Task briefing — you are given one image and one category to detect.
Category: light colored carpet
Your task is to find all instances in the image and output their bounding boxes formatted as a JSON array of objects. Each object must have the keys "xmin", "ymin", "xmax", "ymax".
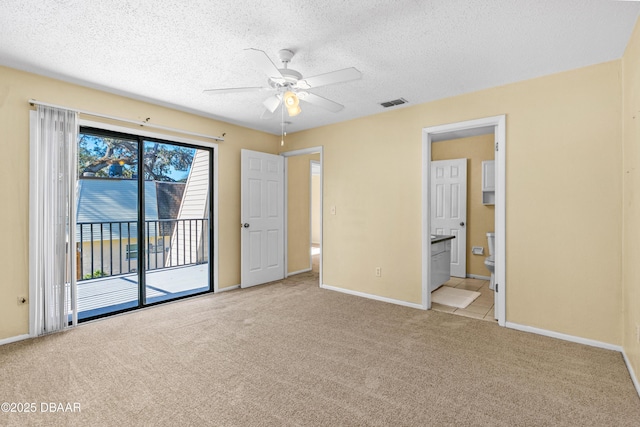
[
  {"xmin": 0, "ymin": 271, "xmax": 639, "ymax": 426},
  {"xmin": 432, "ymin": 285, "xmax": 481, "ymax": 308}
]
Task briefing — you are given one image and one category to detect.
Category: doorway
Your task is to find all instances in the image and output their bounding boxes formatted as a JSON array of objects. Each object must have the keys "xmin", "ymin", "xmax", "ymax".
[
  {"xmin": 422, "ymin": 115, "xmax": 506, "ymax": 326},
  {"xmin": 282, "ymin": 147, "xmax": 323, "ymax": 286},
  {"xmin": 239, "ymin": 146, "xmax": 323, "ymax": 288},
  {"xmin": 310, "ymin": 160, "xmax": 321, "ymax": 275}
]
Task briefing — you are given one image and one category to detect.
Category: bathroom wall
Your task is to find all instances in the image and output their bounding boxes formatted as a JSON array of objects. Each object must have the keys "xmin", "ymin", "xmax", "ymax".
[
  {"xmin": 0, "ymin": 65, "xmax": 280, "ymax": 341},
  {"xmin": 431, "ymin": 134, "xmax": 496, "ymax": 277},
  {"xmin": 284, "ymin": 59, "xmax": 623, "ymax": 345},
  {"xmin": 622, "ymin": 16, "xmax": 640, "ymax": 389},
  {"xmin": 287, "ymin": 153, "xmax": 320, "ymax": 273}
]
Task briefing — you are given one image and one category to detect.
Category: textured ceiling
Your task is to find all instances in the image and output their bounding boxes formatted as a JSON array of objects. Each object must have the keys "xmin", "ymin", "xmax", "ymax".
[{"xmin": 1, "ymin": 1, "xmax": 639, "ymax": 135}]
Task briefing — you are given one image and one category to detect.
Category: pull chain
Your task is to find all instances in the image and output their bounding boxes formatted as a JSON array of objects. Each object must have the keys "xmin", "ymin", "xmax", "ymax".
[{"xmin": 281, "ymin": 99, "xmax": 285, "ymax": 146}]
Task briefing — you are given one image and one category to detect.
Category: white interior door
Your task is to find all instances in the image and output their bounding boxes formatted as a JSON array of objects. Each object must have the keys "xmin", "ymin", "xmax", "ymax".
[
  {"xmin": 431, "ymin": 159, "xmax": 467, "ymax": 278},
  {"xmin": 241, "ymin": 149, "xmax": 284, "ymax": 288}
]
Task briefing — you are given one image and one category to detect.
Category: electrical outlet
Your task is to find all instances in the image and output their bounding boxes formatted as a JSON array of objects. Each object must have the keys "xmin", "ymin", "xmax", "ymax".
[
  {"xmin": 17, "ymin": 296, "xmax": 27, "ymax": 305},
  {"xmin": 375, "ymin": 267, "xmax": 381, "ymax": 277}
]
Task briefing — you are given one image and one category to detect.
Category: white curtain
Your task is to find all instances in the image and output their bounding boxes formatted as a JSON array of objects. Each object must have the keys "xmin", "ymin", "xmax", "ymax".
[{"xmin": 29, "ymin": 105, "xmax": 78, "ymax": 335}]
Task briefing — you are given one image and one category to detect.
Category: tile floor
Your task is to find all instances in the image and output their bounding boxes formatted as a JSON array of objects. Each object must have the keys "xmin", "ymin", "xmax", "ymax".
[{"xmin": 431, "ymin": 277, "xmax": 496, "ymax": 322}]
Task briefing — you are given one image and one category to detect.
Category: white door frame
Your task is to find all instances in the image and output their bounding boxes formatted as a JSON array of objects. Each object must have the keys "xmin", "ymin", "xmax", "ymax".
[
  {"xmin": 280, "ymin": 146, "xmax": 323, "ymax": 286},
  {"xmin": 422, "ymin": 115, "xmax": 506, "ymax": 326}
]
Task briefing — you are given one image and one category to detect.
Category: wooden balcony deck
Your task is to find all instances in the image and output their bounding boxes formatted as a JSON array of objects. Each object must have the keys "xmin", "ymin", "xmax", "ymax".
[{"xmin": 77, "ymin": 264, "xmax": 209, "ymax": 319}]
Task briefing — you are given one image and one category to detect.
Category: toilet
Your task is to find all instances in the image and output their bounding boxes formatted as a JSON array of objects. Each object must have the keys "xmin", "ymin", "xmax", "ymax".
[{"xmin": 485, "ymin": 232, "xmax": 495, "ymax": 290}]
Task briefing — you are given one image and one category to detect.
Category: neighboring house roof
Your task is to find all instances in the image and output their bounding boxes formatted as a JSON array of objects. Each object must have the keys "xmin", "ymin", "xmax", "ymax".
[
  {"xmin": 76, "ymin": 178, "xmax": 160, "ymax": 241},
  {"xmin": 155, "ymin": 181, "xmax": 186, "ymax": 221}
]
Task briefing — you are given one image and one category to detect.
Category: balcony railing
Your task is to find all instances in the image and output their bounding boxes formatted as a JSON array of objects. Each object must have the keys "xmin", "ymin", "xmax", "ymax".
[{"xmin": 76, "ymin": 218, "xmax": 209, "ymax": 280}]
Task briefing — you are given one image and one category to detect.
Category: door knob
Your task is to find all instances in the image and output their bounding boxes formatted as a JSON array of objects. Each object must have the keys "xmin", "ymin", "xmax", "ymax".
[
  {"xmin": 460, "ymin": 222, "xmax": 465, "ymax": 226},
  {"xmin": 243, "ymin": 223, "xmax": 250, "ymax": 228}
]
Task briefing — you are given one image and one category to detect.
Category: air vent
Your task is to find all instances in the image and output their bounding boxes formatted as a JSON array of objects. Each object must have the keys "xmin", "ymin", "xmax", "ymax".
[{"xmin": 380, "ymin": 98, "xmax": 408, "ymax": 108}]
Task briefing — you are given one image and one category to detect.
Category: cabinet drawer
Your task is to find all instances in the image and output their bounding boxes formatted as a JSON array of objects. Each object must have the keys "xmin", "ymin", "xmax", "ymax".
[{"xmin": 432, "ymin": 241, "xmax": 445, "ymax": 255}]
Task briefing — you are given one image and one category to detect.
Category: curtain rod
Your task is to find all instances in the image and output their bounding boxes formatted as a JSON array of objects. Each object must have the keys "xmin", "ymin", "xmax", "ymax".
[{"xmin": 29, "ymin": 99, "xmax": 224, "ymax": 142}]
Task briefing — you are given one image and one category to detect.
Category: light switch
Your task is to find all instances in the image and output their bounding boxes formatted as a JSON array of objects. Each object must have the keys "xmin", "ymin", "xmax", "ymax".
[{"xmin": 330, "ymin": 206, "xmax": 336, "ymax": 215}]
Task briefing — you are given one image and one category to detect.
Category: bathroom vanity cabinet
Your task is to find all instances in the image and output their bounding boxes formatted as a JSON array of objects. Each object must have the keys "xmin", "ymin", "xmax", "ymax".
[{"xmin": 430, "ymin": 235, "xmax": 455, "ymax": 292}]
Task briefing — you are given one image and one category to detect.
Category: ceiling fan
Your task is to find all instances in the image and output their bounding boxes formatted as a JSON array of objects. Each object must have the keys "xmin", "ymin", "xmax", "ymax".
[{"xmin": 204, "ymin": 48, "xmax": 362, "ymax": 118}]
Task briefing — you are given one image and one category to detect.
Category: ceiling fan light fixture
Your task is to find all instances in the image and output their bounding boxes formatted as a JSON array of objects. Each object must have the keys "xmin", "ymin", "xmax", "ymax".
[
  {"xmin": 204, "ymin": 48, "xmax": 362, "ymax": 128},
  {"xmin": 283, "ymin": 90, "xmax": 301, "ymax": 116},
  {"xmin": 283, "ymin": 91, "xmax": 299, "ymax": 108},
  {"xmin": 287, "ymin": 105, "xmax": 301, "ymax": 117}
]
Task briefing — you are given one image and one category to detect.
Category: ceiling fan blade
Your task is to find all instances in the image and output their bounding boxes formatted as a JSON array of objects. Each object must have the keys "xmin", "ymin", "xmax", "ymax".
[
  {"xmin": 203, "ymin": 87, "xmax": 268, "ymax": 94},
  {"xmin": 260, "ymin": 108, "xmax": 276, "ymax": 120},
  {"xmin": 245, "ymin": 48, "xmax": 284, "ymax": 79},
  {"xmin": 298, "ymin": 92, "xmax": 344, "ymax": 113},
  {"xmin": 263, "ymin": 95, "xmax": 282, "ymax": 113},
  {"xmin": 295, "ymin": 67, "xmax": 362, "ymax": 90}
]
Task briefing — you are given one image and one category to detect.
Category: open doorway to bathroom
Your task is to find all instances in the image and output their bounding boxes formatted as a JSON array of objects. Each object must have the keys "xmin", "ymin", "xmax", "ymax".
[
  {"xmin": 422, "ymin": 115, "xmax": 506, "ymax": 326},
  {"xmin": 429, "ymin": 134, "xmax": 496, "ymax": 322}
]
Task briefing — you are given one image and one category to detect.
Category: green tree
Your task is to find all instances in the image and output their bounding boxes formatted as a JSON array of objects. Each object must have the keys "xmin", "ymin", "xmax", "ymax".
[
  {"xmin": 78, "ymin": 134, "xmax": 194, "ymax": 182},
  {"xmin": 143, "ymin": 142, "xmax": 195, "ymax": 182},
  {"xmin": 78, "ymin": 135, "xmax": 137, "ymax": 178}
]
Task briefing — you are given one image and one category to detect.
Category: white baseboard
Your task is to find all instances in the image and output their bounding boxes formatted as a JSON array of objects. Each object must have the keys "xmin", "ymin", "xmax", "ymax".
[
  {"xmin": 467, "ymin": 274, "xmax": 490, "ymax": 280},
  {"xmin": 217, "ymin": 284, "xmax": 240, "ymax": 293},
  {"xmin": 321, "ymin": 283, "xmax": 424, "ymax": 310},
  {"xmin": 505, "ymin": 322, "xmax": 623, "ymax": 352},
  {"xmin": 622, "ymin": 350, "xmax": 640, "ymax": 398},
  {"xmin": 287, "ymin": 268, "xmax": 312, "ymax": 277},
  {"xmin": 0, "ymin": 334, "xmax": 30, "ymax": 346},
  {"xmin": 504, "ymin": 322, "xmax": 640, "ymax": 396}
]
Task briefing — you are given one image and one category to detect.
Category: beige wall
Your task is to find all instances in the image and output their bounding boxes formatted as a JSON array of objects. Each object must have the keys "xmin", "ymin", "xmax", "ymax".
[
  {"xmin": 432, "ymin": 134, "xmax": 495, "ymax": 277},
  {"xmin": 287, "ymin": 153, "xmax": 320, "ymax": 273},
  {"xmin": 0, "ymin": 66, "xmax": 279, "ymax": 340},
  {"xmin": 285, "ymin": 60, "xmax": 623, "ymax": 345},
  {"xmin": 622, "ymin": 17, "xmax": 640, "ymax": 387},
  {"xmin": 2, "ymin": 25, "xmax": 638, "ymax": 392}
]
